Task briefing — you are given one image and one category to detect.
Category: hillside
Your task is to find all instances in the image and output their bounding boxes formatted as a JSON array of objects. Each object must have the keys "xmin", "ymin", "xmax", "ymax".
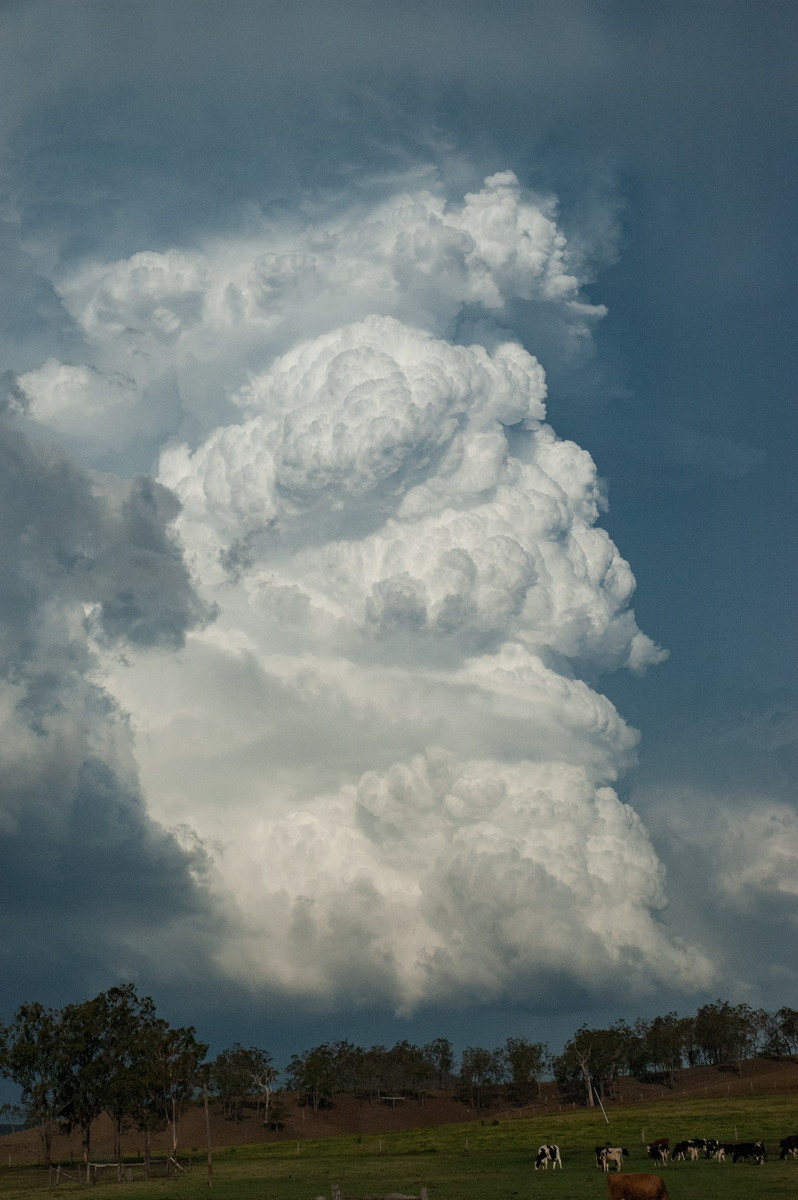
[{"xmin": 2, "ymin": 1057, "xmax": 798, "ymax": 1167}]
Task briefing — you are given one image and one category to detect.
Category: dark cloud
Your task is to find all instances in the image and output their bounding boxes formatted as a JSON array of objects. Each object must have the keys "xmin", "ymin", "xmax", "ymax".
[{"xmin": 0, "ymin": 413, "xmax": 217, "ymax": 1009}]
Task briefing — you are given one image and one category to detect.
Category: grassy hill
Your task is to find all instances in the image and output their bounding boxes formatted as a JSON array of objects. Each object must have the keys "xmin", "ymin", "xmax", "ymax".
[{"xmin": 1, "ymin": 1058, "xmax": 797, "ymax": 1200}]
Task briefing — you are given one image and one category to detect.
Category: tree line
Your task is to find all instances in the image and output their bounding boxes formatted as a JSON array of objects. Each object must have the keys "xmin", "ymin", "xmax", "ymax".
[{"xmin": 2, "ymin": 987, "xmax": 797, "ymax": 1165}]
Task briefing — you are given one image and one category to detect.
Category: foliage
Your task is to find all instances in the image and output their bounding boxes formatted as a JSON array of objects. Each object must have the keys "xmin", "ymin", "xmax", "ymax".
[
  {"xmin": 502, "ymin": 1036, "xmax": 549, "ymax": 1103},
  {"xmin": 0, "ymin": 1001, "xmax": 63, "ymax": 1163},
  {"xmin": 458, "ymin": 1045, "xmax": 503, "ymax": 1109},
  {"xmin": 423, "ymin": 1037, "xmax": 454, "ymax": 1089},
  {"xmin": 553, "ymin": 1022, "xmax": 634, "ymax": 1105},
  {"xmin": 151, "ymin": 1020, "xmax": 209, "ymax": 1153},
  {"xmin": 210, "ymin": 1043, "xmax": 275, "ymax": 1123}
]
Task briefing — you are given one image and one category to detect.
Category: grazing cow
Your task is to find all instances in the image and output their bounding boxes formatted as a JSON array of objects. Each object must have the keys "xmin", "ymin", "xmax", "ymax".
[
  {"xmin": 534, "ymin": 1144, "xmax": 562, "ymax": 1170},
  {"xmin": 780, "ymin": 1134, "xmax": 798, "ymax": 1160},
  {"xmin": 703, "ymin": 1139, "xmax": 720, "ymax": 1159},
  {"xmin": 606, "ymin": 1173, "xmax": 668, "ymax": 1200},
  {"xmin": 713, "ymin": 1146, "xmax": 726, "ymax": 1163},
  {"xmin": 600, "ymin": 1148, "xmax": 630, "ymax": 1172},
  {"xmin": 732, "ymin": 1141, "xmax": 765, "ymax": 1164},
  {"xmin": 672, "ymin": 1140, "xmax": 701, "ymax": 1161},
  {"xmin": 646, "ymin": 1139, "xmax": 670, "ymax": 1165}
]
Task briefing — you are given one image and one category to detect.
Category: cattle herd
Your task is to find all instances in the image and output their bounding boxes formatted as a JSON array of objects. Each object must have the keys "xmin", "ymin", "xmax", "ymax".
[{"xmin": 531, "ymin": 1133, "xmax": 798, "ymax": 1197}]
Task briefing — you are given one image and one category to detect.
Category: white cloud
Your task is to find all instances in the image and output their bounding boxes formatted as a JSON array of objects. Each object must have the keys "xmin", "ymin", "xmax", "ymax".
[
  {"xmin": 107, "ymin": 298, "xmax": 686, "ymax": 1008},
  {"xmin": 31, "ymin": 172, "xmax": 604, "ymax": 461},
  {"xmin": 201, "ymin": 751, "xmax": 713, "ymax": 1009},
  {"xmin": 16, "ymin": 359, "xmax": 150, "ymax": 459},
  {"xmin": 14, "ymin": 169, "xmax": 702, "ymax": 1010},
  {"xmin": 651, "ymin": 789, "xmax": 798, "ymax": 917}
]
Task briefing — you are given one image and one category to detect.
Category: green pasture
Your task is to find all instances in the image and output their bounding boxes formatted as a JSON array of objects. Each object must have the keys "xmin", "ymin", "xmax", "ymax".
[{"xmin": 2, "ymin": 1092, "xmax": 797, "ymax": 1200}]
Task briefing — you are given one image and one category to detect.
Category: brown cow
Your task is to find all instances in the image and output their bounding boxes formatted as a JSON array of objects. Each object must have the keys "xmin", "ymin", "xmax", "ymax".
[{"xmin": 607, "ymin": 1173, "xmax": 668, "ymax": 1200}]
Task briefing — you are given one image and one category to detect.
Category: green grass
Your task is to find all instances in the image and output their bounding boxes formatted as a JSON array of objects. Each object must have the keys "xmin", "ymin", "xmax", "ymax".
[{"xmin": 3, "ymin": 1093, "xmax": 797, "ymax": 1200}]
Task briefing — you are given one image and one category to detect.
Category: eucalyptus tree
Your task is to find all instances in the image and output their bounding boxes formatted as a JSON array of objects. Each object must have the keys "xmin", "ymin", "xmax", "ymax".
[
  {"xmin": 554, "ymin": 1023, "xmax": 634, "ymax": 1105},
  {"xmin": 55, "ymin": 990, "xmax": 121, "ymax": 1164},
  {"xmin": 97, "ymin": 985, "xmax": 163, "ymax": 1161},
  {"xmin": 0, "ymin": 1002, "xmax": 63, "ymax": 1165},
  {"xmin": 423, "ymin": 1037, "xmax": 454, "ymax": 1090},
  {"xmin": 635, "ymin": 1012, "xmax": 691, "ymax": 1085},
  {"xmin": 459, "ymin": 1045, "xmax": 502, "ymax": 1110},
  {"xmin": 503, "ymin": 1037, "xmax": 549, "ymax": 1104},
  {"xmin": 286, "ymin": 1043, "xmax": 337, "ymax": 1112},
  {"xmin": 151, "ymin": 1021, "xmax": 208, "ymax": 1156},
  {"xmin": 692, "ymin": 1000, "xmax": 760, "ymax": 1072},
  {"xmin": 210, "ymin": 1043, "xmax": 274, "ymax": 1123}
]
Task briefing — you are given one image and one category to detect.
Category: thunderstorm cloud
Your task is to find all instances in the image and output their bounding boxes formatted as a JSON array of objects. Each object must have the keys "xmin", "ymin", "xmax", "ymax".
[{"xmin": 5, "ymin": 171, "xmax": 716, "ymax": 1012}]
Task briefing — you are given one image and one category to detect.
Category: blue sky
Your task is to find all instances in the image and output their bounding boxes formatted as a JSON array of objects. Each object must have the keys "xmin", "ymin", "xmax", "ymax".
[{"xmin": 0, "ymin": 0, "xmax": 796, "ymax": 1070}]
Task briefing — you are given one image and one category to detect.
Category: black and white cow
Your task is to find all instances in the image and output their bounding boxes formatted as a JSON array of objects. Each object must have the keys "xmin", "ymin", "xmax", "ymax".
[
  {"xmin": 534, "ymin": 1144, "xmax": 562, "ymax": 1170},
  {"xmin": 780, "ymin": 1135, "xmax": 798, "ymax": 1160},
  {"xmin": 646, "ymin": 1139, "xmax": 670, "ymax": 1165},
  {"xmin": 672, "ymin": 1139, "xmax": 701, "ymax": 1161},
  {"xmin": 732, "ymin": 1141, "xmax": 765, "ymax": 1164},
  {"xmin": 599, "ymin": 1148, "xmax": 630, "ymax": 1172}
]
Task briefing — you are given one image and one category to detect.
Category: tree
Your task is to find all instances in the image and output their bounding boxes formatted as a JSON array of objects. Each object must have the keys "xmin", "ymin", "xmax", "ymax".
[
  {"xmin": 0, "ymin": 1003, "xmax": 63, "ymax": 1165},
  {"xmin": 459, "ymin": 1046, "xmax": 502, "ymax": 1110},
  {"xmin": 778, "ymin": 1007, "xmax": 798, "ymax": 1054},
  {"xmin": 98, "ymin": 985, "xmax": 162, "ymax": 1162},
  {"xmin": 151, "ymin": 1021, "xmax": 208, "ymax": 1157},
  {"xmin": 767, "ymin": 1007, "xmax": 798, "ymax": 1056},
  {"xmin": 55, "ymin": 991, "xmax": 121, "ymax": 1164},
  {"xmin": 250, "ymin": 1059, "xmax": 279, "ymax": 1128},
  {"xmin": 553, "ymin": 1028, "xmax": 594, "ymax": 1106},
  {"xmin": 636, "ymin": 1013, "xmax": 691, "ymax": 1085},
  {"xmin": 286, "ymin": 1043, "xmax": 338, "ymax": 1112},
  {"xmin": 554, "ymin": 1024, "xmax": 632, "ymax": 1106},
  {"xmin": 692, "ymin": 1000, "xmax": 759, "ymax": 1073},
  {"xmin": 503, "ymin": 1037, "xmax": 548, "ymax": 1105},
  {"xmin": 423, "ymin": 1038, "xmax": 454, "ymax": 1090},
  {"xmin": 210, "ymin": 1044, "xmax": 274, "ymax": 1123}
]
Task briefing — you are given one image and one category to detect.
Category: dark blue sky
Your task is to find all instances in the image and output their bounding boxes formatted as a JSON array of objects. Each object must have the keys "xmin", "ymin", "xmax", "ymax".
[{"xmin": 0, "ymin": 1, "xmax": 796, "ymax": 1072}]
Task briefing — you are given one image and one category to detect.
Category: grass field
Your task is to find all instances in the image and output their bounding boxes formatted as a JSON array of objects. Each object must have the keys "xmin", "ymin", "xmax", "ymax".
[{"xmin": 2, "ymin": 1093, "xmax": 797, "ymax": 1200}]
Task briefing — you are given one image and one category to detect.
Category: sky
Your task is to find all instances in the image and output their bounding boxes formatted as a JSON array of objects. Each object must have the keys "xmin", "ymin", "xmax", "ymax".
[{"xmin": 0, "ymin": 0, "xmax": 797, "ymax": 1073}]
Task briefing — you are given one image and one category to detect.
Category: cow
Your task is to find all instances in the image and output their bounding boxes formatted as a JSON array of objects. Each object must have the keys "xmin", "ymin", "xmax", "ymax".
[
  {"xmin": 672, "ymin": 1139, "xmax": 701, "ymax": 1161},
  {"xmin": 732, "ymin": 1141, "xmax": 766, "ymax": 1164},
  {"xmin": 606, "ymin": 1173, "xmax": 668, "ymax": 1200},
  {"xmin": 600, "ymin": 1148, "xmax": 630, "ymax": 1172},
  {"xmin": 534, "ymin": 1144, "xmax": 562, "ymax": 1170},
  {"xmin": 780, "ymin": 1134, "xmax": 798, "ymax": 1160},
  {"xmin": 646, "ymin": 1139, "xmax": 670, "ymax": 1165}
]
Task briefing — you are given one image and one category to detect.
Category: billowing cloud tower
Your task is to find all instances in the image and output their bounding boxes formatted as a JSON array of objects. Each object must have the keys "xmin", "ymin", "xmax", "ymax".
[{"xmin": 19, "ymin": 171, "xmax": 715, "ymax": 1010}]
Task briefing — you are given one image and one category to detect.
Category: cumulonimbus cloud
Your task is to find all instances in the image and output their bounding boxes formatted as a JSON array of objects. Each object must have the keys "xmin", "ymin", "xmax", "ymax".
[{"xmin": 13, "ymin": 170, "xmax": 716, "ymax": 1010}]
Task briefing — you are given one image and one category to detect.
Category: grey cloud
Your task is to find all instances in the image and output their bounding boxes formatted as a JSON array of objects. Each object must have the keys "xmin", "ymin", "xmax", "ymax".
[{"xmin": 0, "ymin": 414, "xmax": 219, "ymax": 1003}]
